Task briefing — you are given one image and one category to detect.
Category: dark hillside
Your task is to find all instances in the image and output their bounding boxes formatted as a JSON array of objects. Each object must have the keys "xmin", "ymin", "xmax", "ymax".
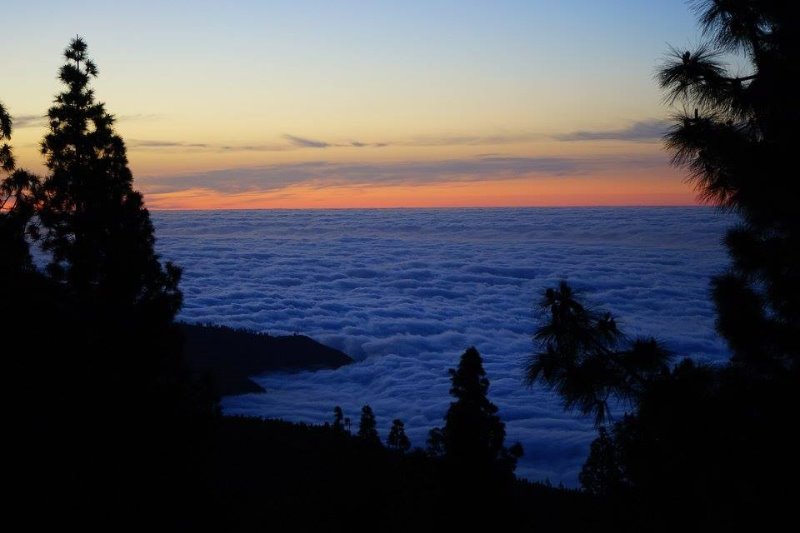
[
  {"xmin": 211, "ymin": 416, "xmax": 603, "ymax": 532},
  {"xmin": 182, "ymin": 323, "xmax": 353, "ymax": 396}
]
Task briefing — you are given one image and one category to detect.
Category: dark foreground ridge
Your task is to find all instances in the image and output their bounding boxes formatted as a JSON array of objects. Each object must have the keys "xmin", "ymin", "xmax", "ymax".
[
  {"xmin": 211, "ymin": 416, "xmax": 599, "ymax": 532},
  {"xmin": 182, "ymin": 323, "xmax": 353, "ymax": 396}
]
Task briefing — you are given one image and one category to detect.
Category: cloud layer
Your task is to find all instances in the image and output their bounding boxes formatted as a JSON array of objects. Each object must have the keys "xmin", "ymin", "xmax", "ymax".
[
  {"xmin": 141, "ymin": 153, "xmax": 669, "ymax": 194},
  {"xmin": 127, "ymin": 119, "xmax": 668, "ymax": 158},
  {"xmin": 11, "ymin": 114, "xmax": 45, "ymax": 128},
  {"xmin": 13, "ymin": 113, "xmax": 158, "ymax": 130},
  {"xmin": 152, "ymin": 207, "xmax": 731, "ymax": 485},
  {"xmin": 555, "ymin": 119, "xmax": 670, "ymax": 142}
]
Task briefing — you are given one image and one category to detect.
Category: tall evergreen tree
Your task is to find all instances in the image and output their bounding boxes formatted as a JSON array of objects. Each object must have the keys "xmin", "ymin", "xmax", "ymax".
[
  {"xmin": 659, "ymin": 0, "xmax": 799, "ymax": 371},
  {"xmin": 333, "ymin": 405, "xmax": 345, "ymax": 432},
  {"xmin": 27, "ymin": 38, "xmax": 198, "ymax": 430},
  {"xmin": 5, "ymin": 42, "xmax": 218, "ymax": 529},
  {"xmin": 528, "ymin": 6, "xmax": 799, "ymax": 526},
  {"xmin": 386, "ymin": 419, "xmax": 411, "ymax": 453},
  {"xmin": 439, "ymin": 347, "xmax": 520, "ymax": 473},
  {"xmin": 357, "ymin": 404, "xmax": 381, "ymax": 446},
  {"xmin": 37, "ymin": 37, "xmax": 181, "ymax": 324}
]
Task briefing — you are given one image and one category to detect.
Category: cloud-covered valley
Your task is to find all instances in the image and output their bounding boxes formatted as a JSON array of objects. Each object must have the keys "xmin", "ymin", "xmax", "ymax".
[{"xmin": 153, "ymin": 207, "xmax": 731, "ymax": 484}]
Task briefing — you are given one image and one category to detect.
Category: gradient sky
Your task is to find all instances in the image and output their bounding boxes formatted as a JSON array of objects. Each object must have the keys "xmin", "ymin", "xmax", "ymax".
[{"xmin": 5, "ymin": 1, "xmax": 705, "ymax": 209}]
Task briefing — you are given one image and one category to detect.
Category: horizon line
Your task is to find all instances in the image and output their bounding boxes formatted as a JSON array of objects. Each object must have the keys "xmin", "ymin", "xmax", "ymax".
[{"xmin": 149, "ymin": 203, "xmax": 705, "ymax": 212}]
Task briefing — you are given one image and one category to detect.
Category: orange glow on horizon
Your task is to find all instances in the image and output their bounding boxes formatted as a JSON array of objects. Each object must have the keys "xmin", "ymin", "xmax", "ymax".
[{"xmin": 144, "ymin": 175, "xmax": 697, "ymax": 210}]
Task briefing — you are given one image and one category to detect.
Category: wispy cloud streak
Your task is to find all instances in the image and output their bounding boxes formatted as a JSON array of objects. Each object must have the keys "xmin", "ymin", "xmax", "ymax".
[
  {"xmin": 140, "ymin": 153, "xmax": 670, "ymax": 194},
  {"xmin": 11, "ymin": 114, "xmax": 45, "ymax": 128},
  {"xmin": 555, "ymin": 119, "xmax": 669, "ymax": 142}
]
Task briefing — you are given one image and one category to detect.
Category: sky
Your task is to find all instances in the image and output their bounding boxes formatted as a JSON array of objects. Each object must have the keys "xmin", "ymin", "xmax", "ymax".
[{"xmin": 5, "ymin": 1, "xmax": 706, "ymax": 209}]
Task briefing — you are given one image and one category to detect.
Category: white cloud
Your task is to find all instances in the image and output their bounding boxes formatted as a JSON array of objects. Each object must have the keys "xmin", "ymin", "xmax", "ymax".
[{"xmin": 153, "ymin": 206, "xmax": 732, "ymax": 486}]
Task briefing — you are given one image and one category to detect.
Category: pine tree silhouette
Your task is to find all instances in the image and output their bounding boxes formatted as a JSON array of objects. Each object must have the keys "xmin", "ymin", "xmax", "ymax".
[
  {"xmin": 387, "ymin": 419, "xmax": 411, "ymax": 453},
  {"xmin": 30, "ymin": 37, "xmax": 203, "ymax": 425},
  {"xmin": 659, "ymin": 1, "xmax": 799, "ymax": 371},
  {"xmin": 357, "ymin": 404, "xmax": 381, "ymax": 446},
  {"xmin": 5, "ymin": 40, "xmax": 217, "ymax": 530},
  {"xmin": 333, "ymin": 405, "xmax": 345, "ymax": 432},
  {"xmin": 38, "ymin": 37, "xmax": 182, "ymax": 322},
  {"xmin": 439, "ymin": 347, "xmax": 521, "ymax": 476},
  {"xmin": 525, "ymin": 281, "xmax": 671, "ymax": 425},
  {"xmin": 528, "ymin": 6, "xmax": 799, "ymax": 527},
  {"xmin": 426, "ymin": 427, "xmax": 444, "ymax": 457}
]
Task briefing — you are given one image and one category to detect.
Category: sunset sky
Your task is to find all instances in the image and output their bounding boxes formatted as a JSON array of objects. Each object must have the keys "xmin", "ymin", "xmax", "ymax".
[{"xmin": 6, "ymin": 1, "xmax": 705, "ymax": 209}]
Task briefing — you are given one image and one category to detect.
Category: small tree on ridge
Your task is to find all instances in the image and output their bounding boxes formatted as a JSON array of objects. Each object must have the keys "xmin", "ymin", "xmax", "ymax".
[{"xmin": 357, "ymin": 404, "xmax": 381, "ymax": 446}]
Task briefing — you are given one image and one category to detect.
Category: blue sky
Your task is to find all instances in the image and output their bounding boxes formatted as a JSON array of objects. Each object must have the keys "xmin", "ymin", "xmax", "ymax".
[{"xmin": 5, "ymin": 1, "xmax": 706, "ymax": 208}]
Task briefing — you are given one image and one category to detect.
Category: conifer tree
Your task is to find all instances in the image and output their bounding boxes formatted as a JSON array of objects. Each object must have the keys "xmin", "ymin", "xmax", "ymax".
[
  {"xmin": 6, "ymin": 38, "xmax": 217, "ymax": 532},
  {"xmin": 0, "ymin": 102, "xmax": 39, "ymax": 277},
  {"xmin": 387, "ymin": 419, "xmax": 411, "ymax": 453},
  {"xmin": 426, "ymin": 427, "xmax": 444, "ymax": 457},
  {"xmin": 525, "ymin": 281, "xmax": 671, "ymax": 425},
  {"xmin": 357, "ymin": 404, "xmax": 381, "ymax": 446},
  {"xmin": 659, "ymin": 1, "xmax": 799, "ymax": 371},
  {"xmin": 333, "ymin": 406, "xmax": 345, "ymax": 432},
  {"xmin": 441, "ymin": 347, "xmax": 519, "ymax": 472},
  {"xmin": 37, "ymin": 37, "xmax": 181, "ymax": 323},
  {"xmin": 29, "ymin": 38, "xmax": 219, "ymax": 430},
  {"xmin": 578, "ymin": 426, "xmax": 624, "ymax": 496},
  {"xmin": 0, "ymin": 101, "xmax": 14, "ymax": 173}
]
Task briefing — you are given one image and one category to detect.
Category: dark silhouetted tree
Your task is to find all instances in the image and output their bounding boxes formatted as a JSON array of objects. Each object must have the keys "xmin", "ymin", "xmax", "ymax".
[
  {"xmin": 528, "ymin": 284, "xmax": 734, "ymax": 526},
  {"xmin": 37, "ymin": 37, "xmax": 182, "ymax": 322},
  {"xmin": 333, "ymin": 406, "xmax": 345, "ymax": 432},
  {"xmin": 524, "ymin": 3, "xmax": 798, "ymax": 529},
  {"xmin": 426, "ymin": 427, "xmax": 444, "ymax": 457},
  {"xmin": 578, "ymin": 426, "xmax": 625, "ymax": 496},
  {"xmin": 659, "ymin": 1, "xmax": 799, "ymax": 371},
  {"xmin": 525, "ymin": 281, "xmax": 671, "ymax": 425},
  {"xmin": 26, "ymin": 37, "xmax": 215, "ymax": 434},
  {"xmin": 387, "ymin": 419, "xmax": 411, "ymax": 453},
  {"xmin": 0, "ymin": 103, "xmax": 11, "ymax": 165},
  {"xmin": 1, "ymin": 101, "xmax": 40, "ymax": 277},
  {"xmin": 357, "ymin": 404, "xmax": 381, "ymax": 446},
  {"xmin": 440, "ymin": 347, "xmax": 521, "ymax": 475},
  {"xmin": 1, "ymin": 101, "xmax": 48, "ymax": 387},
  {"xmin": 5, "ymin": 40, "xmax": 218, "ymax": 530},
  {"xmin": 0, "ymin": 102, "xmax": 13, "ymax": 173}
]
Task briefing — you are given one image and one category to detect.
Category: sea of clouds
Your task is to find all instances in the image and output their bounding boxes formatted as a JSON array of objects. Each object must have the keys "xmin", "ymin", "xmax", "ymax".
[{"xmin": 153, "ymin": 207, "xmax": 732, "ymax": 485}]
